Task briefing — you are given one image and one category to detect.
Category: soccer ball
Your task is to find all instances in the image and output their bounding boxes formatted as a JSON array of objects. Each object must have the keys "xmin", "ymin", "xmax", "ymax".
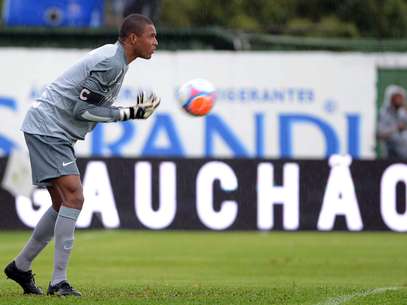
[{"xmin": 177, "ymin": 78, "xmax": 217, "ymax": 116}]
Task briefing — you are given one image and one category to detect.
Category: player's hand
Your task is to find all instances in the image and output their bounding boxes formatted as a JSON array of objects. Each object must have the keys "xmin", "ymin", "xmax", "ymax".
[
  {"xmin": 134, "ymin": 89, "xmax": 160, "ymax": 119},
  {"xmin": 119, "ymin": 90, "xmax": 160, "ymax": 120},
  {"xmin": 136, "ymin": 89, "xmax": 160, "ymax": 108}
]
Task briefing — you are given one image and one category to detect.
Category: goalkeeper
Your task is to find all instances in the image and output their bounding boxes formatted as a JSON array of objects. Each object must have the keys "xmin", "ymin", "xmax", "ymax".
[{"xmin": 4, "ymin": 13, "xmax": 159, "ymax": 297}]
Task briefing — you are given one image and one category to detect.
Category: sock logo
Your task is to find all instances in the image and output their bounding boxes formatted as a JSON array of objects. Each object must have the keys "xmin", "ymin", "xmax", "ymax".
[{"xmin": 63, "ymin": 239, "xmax": 74, "ymax": 250}]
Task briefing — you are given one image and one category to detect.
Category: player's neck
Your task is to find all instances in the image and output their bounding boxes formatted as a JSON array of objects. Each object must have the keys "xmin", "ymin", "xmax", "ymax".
[
  {"xmin": 119, "ymin": 40, "xmax": 137, "ymax": 64},
  {"xmin": 125, "ymin": 48, "xmax": 138, "ymax": 63}
]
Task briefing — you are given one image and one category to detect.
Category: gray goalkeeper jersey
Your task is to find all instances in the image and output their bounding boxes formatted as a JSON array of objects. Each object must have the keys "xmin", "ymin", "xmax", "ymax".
[{"xmin": 22, "ymin": 41, "xmax": 129, "ymax": 143}]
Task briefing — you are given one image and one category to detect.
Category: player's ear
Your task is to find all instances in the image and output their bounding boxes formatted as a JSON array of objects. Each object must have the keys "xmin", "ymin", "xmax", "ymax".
[{"xmin": 130, "ymin": 33, "xmax": 138, "ymax": 45}]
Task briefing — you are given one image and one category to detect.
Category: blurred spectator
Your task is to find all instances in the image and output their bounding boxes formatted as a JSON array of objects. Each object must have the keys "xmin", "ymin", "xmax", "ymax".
[
  {"xmin": 377, "ymin": 85, "xmax": 407, "ymax": 159},
  {"xmin": 105, "ymin": 0, "xmax": 160, "ymax": 28},
  {"xmin": 123, "ymin": 0, "xmax": 160, "ymax": 23},
  {"xmin": 105, "ymin": 0, "xmax": 127, "ymax": 27}
]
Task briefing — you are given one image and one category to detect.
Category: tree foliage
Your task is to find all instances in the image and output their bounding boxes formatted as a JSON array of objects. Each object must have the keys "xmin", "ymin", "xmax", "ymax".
[{"xmin": 159, "ymin": 0, "xmax": 407, "ymax": 38}]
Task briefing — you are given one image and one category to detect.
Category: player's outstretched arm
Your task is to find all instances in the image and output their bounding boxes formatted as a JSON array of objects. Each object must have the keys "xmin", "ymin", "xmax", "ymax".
[
  {"xmin": 73, "ymin": 89, "xmax": 160, "ymax": 122},
  {"xmin": 73, "ymin": 100, "xmax": 121, "ymax": 122}
]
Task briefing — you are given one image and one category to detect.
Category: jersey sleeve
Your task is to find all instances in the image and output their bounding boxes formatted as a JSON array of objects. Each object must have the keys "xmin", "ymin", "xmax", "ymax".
[
  {"xmin": 74, "ymin": 58, "xmax": 124, "ymax": 122},
  {"xmin": 80, "ymin": 58, "xmax": 124, "ymax": 104},
  {"xmin": 72, "ymin": 100, "xmax": 122, "ymax": 122}
]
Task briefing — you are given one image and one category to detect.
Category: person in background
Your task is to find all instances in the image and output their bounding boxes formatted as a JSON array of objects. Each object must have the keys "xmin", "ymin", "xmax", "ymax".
[{"xmin": 377, "ymin": 85, "xmax": 407, "ymax": 159}]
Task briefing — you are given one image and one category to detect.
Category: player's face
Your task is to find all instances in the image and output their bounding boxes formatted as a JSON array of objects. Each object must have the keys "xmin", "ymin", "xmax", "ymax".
[
  {"xmin": 391, "ymin": 93, "xmax": 405, "ymax": 109},
  {"xmin": 132, "ymin": 24, "xmax": 158, "ymax": 59}
]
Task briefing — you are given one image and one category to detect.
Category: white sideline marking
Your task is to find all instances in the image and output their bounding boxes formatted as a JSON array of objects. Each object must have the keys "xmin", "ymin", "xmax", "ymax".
[{"xmin": 315, "ymin": 287, "xmax": 400, "ymax": 305}]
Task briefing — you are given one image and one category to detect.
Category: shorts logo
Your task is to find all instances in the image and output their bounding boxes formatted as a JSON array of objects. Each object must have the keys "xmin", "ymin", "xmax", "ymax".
[{"xmin": 63, "ymin": 161, "xmax": 74, "ymax": 167}]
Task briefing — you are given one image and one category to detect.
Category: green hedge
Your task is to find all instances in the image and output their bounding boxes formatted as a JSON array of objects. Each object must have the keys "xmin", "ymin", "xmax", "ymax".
[{"xmin": 159, "ymin": 0, "xmax": 407, "ymax": 39}]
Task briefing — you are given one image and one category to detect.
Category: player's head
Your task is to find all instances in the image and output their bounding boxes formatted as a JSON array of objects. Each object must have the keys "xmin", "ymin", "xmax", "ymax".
[{"xmin": 119, "ymin": 14, "xmax": 158, "ymax": 60}]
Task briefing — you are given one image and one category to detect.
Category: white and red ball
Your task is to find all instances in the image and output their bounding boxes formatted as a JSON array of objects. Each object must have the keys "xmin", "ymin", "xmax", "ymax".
[{"xmin": 177, "ymin": 78, "xmax": 217, "ymax": 116}]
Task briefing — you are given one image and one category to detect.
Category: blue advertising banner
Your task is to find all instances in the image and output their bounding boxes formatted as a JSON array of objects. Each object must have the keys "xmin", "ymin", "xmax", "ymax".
[
  {"xmin": 0, "ymin": 49, "xmax": 379, "ymax": 159},
  {"xmin": 3, "ymin": 0, "xmax": 104, "ymax": 27}
]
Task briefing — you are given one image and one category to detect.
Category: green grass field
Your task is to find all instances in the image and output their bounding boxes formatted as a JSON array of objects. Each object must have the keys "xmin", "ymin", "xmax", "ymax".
[{"xmin": 0, "ymin": 231, "xmax": 406, "ymax": 305}]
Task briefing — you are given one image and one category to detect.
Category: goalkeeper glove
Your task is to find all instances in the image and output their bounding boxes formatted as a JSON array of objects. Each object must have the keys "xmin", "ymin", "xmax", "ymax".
[{"xmin": 119, "ymin": 90, "xmax": 160, "ymax": 120}]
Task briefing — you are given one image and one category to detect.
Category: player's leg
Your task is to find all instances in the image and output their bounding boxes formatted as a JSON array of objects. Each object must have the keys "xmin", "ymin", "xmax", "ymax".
[
  {"xmin": 48, "ymin": 185, "xmax": 63, "ymax": 212},
  {"xmin": 14, "ymin": 186, "xmax": 62, "ymax": 270},
  {"xmin": 4, "ymin": 185, "xmax": 62, "ymax": 295},
  {"xmin": 48, "ymin": 175, "xmax": 83, "ymax": 297}
]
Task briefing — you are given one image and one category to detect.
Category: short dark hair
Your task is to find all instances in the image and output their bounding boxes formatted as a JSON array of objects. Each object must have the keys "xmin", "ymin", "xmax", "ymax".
[{"xmin": 119, "ymin": 14, "xmax": 153, "ymax": 39}]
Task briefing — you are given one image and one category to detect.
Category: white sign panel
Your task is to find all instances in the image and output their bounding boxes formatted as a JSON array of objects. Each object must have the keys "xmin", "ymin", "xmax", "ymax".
[{"xmin": 0, "ymin": 48, "xmax": 384, "ymax": 158}]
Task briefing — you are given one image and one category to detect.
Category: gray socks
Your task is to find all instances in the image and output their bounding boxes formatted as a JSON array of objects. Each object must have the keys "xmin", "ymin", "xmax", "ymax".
[
  {"xmin": 51, "ymin": 206, "xmax": 81, "ymax": 286},
  {"xmin": 14, "ymin": 205, "xmax": 81, "ymax": 286},
  {"xmin": 15, "ymin": 206, "xmax": 58, "ymax": 271}
]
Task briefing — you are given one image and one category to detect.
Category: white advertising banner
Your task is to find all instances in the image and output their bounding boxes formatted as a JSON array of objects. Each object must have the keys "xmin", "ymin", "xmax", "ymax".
[{"xmin": 0, "ymin": 48, "xmax": 390, "ymax": 158}]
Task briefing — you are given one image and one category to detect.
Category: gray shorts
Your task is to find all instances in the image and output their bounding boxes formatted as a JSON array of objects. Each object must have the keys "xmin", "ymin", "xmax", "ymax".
[{"xmin": 24, "ymin": 133, "xmax": 80, "ymax": 187}]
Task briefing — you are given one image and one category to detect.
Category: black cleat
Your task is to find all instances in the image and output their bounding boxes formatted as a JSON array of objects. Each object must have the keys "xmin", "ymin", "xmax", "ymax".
[
  {"xmin": 47, "ymin": 281, "xmax": 81, "ymax": 297},
  {"xmin": 4, "ymin": 261, "xmax": 43, "ymax": 295}
]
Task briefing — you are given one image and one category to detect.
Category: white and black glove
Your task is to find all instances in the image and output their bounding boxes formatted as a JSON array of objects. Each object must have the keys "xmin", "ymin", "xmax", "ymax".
[{"xmin": 119, "ymin": 90, "xmax": 160, "ymax": 120}]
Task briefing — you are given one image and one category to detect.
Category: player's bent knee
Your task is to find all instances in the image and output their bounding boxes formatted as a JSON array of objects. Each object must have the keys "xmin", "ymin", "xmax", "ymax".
[
  {"xmin": 64, "ymin": 192, "xmax": 84, "ymax": 210},
  {"xmin": 55, "ymin": 178, "xmax": 84, "ymax": 210}
]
